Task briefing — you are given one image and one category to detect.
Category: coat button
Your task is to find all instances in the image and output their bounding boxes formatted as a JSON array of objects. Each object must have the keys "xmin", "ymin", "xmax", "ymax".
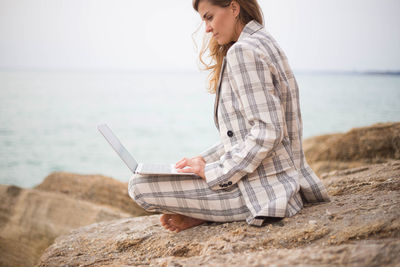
[{"xmin": 227, "ymin": 130, "xmax": 233, "ymax": 137}]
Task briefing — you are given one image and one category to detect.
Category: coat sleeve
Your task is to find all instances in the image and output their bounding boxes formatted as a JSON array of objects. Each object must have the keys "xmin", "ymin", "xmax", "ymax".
[
  {"xmin": 204, "ymin": 44, "xmax": 286, "ymax": 190},
  {"xmin": 199, "ymin": 141, "xmax": 225, "ymax": 163}
]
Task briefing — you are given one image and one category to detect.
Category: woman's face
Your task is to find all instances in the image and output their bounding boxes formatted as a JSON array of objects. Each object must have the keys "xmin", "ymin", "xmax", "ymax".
[{"xmin": 198, "ymin": 1, "xmax": 241, "ymax": 45}]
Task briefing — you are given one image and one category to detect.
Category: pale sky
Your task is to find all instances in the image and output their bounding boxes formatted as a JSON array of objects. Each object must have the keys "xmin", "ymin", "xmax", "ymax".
[{"xmin": 0, "ymin": 0, "xmax": 399, "ymax": 72}]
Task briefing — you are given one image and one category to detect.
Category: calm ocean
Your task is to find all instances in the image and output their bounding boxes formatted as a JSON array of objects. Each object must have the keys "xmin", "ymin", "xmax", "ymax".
[{"xmin": 0, "ymin": 70, "xmax": 399, "ymax": 188}]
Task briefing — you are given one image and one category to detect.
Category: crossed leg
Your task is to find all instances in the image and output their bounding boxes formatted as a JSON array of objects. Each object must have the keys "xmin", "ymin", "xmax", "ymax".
[{"xmin": 128, "ymin": 174, "xmax": 249, "ymax": 233}]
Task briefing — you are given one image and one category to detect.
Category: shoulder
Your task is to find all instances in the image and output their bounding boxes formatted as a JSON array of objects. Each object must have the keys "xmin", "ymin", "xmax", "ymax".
[
  {"xmin": 227, "ymin": 26, "xmax": 285, "ymax": 65},
  {"xmin": 227, "ymin": 34, "xmax": 263, "ymax": 58}
]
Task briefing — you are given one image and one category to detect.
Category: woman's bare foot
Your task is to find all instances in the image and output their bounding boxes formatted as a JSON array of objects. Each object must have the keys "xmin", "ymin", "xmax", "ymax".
[{"xmin": 160, "ymin": 214, "xmax": 206, "ymax": 233}]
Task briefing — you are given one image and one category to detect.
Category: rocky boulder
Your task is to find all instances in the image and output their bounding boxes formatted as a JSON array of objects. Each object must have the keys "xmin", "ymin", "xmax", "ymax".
[
  {"xmin": 304, "ymin": 122, "xmax": 400, "ymax": 175},
  {"xmin": 35, "ymin": 172, "xmax": 151, "ymax": 216},
  {"xmin": 0, "ymin": 185, "xmax": 131, "ymax": 267}
]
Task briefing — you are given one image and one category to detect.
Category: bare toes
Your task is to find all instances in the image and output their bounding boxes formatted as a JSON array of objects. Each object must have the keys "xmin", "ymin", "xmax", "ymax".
[
  {"xmin": 160, "ymin": 216, "xmax": 177, "ymax": 232},
  {"xmin": 166, "ymin": 225, "xmax": 177, "ymax": 231},
  {"xmin": 160, "ymin": 214, "xmax": 171, "ymax": 225}
]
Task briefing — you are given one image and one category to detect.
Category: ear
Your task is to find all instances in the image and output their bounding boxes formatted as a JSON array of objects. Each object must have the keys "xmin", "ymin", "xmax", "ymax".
[{"xmin": 230, "ymin": 0, "xmax": 240, "ymax": 18}]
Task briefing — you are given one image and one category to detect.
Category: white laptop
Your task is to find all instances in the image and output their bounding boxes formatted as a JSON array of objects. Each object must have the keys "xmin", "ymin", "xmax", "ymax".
[{"xmin": 98, "ymin": 124, "xmax": 197, "ymax": 176}]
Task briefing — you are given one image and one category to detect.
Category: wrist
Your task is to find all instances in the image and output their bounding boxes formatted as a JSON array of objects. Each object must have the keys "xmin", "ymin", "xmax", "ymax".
[{"xmin": 199, "ymin": 156, "xmax": 206, "ymax": 164}]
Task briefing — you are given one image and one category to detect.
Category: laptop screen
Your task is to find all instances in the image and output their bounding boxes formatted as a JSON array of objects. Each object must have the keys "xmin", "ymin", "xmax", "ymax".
[{"xmin": 98, "ymin": 124, "xmax": 138, "ymax": 173}]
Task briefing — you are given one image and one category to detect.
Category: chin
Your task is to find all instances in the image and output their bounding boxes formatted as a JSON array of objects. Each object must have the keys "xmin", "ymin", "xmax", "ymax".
[{"xmin": 217, "ymin": 39, "xmax": 227, "ymax": 45}]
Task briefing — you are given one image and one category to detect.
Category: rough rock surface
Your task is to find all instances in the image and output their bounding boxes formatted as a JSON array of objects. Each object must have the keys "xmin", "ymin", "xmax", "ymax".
[
  {"xmin": 0, "ymin": 185, "xmax": 131, "ymax": 267},
  {"xmin": 304, "ymin": 122, "xmax": 400, "ymax": 175},
  {"xmin": 35, "ymin": 172, "xmax": 150, "ymax": 216},
  {"xmin": 37, "ymin": 161, "xmax": 400, "ymax": 267}
]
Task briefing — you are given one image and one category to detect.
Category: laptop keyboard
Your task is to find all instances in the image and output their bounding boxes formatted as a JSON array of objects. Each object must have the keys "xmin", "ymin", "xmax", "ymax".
[{"xmin": 141, "ymin": 163, "xmax": 172, "ymax": 173}]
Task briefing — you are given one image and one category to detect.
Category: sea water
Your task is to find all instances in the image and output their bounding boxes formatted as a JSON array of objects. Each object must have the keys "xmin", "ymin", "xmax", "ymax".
[{"xmin": 0, "ymin": 70, "xmax": 399, "ymax": 188}]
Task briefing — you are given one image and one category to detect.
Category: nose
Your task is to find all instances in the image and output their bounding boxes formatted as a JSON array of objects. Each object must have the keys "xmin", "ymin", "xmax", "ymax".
[{"xmin": 205, "ymin": 22, "xmax": 212, "ymax": 33}]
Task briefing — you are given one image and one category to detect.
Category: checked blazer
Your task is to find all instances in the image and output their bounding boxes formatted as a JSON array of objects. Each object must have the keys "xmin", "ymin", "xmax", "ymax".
[{"xmin": 200, "ymin": 20, "xmax": 330, "ymax": 224}]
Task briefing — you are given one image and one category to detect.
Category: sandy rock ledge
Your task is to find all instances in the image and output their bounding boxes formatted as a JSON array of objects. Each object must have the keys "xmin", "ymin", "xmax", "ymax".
[{"xmin": 37, "ymin": 161, "xmax": 400, "ymax": 267}]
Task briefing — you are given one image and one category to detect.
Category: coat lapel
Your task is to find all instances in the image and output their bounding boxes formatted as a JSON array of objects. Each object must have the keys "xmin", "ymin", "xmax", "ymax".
[
  {"xmin": 213, "ymin": 57, "xmax": 227, "ymax": 129},
  {"xmin": 212, "ymin": 21, "xmax": 263, "ymax": 130}
]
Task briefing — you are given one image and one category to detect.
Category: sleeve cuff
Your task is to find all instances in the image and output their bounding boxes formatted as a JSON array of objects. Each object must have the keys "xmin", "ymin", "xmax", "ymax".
[{"xmin": 204, "ymin": 162, "xmax": 235, "ymax": 190}]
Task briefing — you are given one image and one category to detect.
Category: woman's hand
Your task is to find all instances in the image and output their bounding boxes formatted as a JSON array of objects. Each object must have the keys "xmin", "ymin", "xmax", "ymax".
[{"xmin": 175, "ymin": 156, "xmax": 206, "ymax": 180}]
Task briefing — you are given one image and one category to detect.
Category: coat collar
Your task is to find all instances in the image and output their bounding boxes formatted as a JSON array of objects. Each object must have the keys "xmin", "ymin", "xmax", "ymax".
[{"xmin": 237, "ymin": 20, "xmax": 264, "ymax": 42}]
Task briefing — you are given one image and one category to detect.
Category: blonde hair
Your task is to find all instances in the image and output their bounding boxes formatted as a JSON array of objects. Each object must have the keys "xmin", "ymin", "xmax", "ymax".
[{"xmin": 193, "ymin": 0, "xmax": 264, "ymax": 93}]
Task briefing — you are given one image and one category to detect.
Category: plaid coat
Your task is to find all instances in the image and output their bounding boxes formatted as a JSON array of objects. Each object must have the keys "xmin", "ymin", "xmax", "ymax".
[{"xmin": 200, "ymin": 20, "xmax": 330, "ymax": 224}]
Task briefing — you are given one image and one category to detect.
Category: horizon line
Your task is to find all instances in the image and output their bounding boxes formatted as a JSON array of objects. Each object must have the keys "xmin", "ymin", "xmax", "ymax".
[{"xmin": 0, "ymin": 67, "xmax": 399, "ymax": 76}]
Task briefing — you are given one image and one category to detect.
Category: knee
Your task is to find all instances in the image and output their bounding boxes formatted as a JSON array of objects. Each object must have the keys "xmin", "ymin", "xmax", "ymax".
[
  {"xmin": 128, "ymin": 174, "xmax": 143, "ymax": 202},
  {"xmin": 128, "ymin": 174, "xmax": 157, "ymax": 212}
]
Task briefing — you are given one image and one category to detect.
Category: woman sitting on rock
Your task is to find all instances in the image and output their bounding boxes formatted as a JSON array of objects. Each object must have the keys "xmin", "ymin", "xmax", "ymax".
[{"xmin": 129, "ymin": 0, "xmax": 330, "ymax": 232}]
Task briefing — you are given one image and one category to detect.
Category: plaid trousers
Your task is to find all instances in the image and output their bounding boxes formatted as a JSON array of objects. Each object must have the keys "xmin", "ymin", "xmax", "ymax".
[{"xmin": 128, "ymin": 167, "xmax": 303, "ymax": 226}]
